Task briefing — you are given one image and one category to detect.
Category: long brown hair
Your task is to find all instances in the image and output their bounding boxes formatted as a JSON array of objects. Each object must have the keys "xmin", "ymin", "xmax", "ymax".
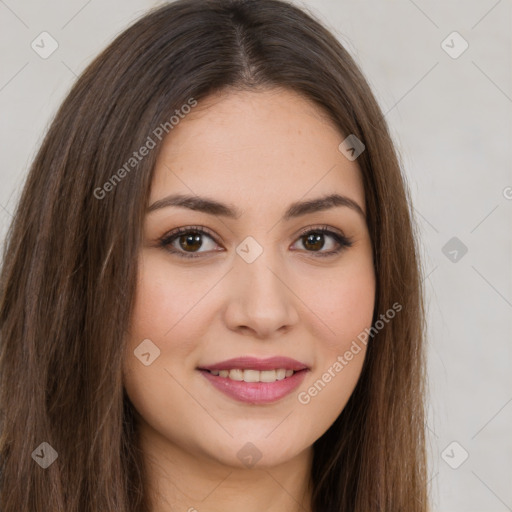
[{"xmin": 0, "ymin": 0, "xmax": 429, "ymax": 510}]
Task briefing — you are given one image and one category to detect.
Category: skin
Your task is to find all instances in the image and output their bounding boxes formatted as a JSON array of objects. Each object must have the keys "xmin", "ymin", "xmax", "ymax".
[{"xmin": 122, "ymin": 87, "xmax": 376, "ymax": 512}]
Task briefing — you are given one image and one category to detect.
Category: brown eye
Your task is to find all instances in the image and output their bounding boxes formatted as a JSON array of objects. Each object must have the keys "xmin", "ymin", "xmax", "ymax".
[
  {"xmin": 291, "ymin": 227, "xmax": 353, "ymax": 257},
  {"xmin": 159, "ymin": 225, "xmax": 353, "ymax": 260},
  {"xmin": 160, "ymin": 227, "xmax": 220, "ymax": 259},
  {"xmin": 178, "ymin": 232, "xmax": 203, "ymax": 253},
  {"xmin": 302, "ymin": 232, "xmax": 326, "ymax": 251}
]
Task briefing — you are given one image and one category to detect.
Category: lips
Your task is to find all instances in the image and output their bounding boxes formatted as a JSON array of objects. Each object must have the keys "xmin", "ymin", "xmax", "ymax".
[
  {"xmin": 197, "ymin": 356, "xmax": 309, "ymax": 372},
  {"xmin": 196, "ymin": 356, "xmax": 310, "ymax": 404}
]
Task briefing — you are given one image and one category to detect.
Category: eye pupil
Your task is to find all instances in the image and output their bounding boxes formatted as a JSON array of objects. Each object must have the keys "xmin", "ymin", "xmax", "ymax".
[
  {"xmin": 303, "ymin": 233, "xmax": 324, "ymax": 251},
  {"xmin": 179, "ymin": 233, "xmax": 202, "ymax": 252},
  {"xmin": 163, "ymin": 227, "xmax": 345, "ymax": 259}
]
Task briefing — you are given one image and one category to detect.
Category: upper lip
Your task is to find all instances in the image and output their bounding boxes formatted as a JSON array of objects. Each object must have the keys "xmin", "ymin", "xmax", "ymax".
[{"xmin": 197, "ymin": 356, "xmax": 309, "ymax": 372}]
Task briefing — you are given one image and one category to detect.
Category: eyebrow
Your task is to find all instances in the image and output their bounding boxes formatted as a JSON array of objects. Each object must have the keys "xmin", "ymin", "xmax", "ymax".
[{"xmin": 147, "ymin": 193, "xmax": 366, "ymax": 220}]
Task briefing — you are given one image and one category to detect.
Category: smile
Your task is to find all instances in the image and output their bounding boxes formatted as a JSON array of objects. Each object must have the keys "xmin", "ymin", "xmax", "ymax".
[{"xmin": 206, "ymin": 368, "xmax": 295, "ymax": 382}]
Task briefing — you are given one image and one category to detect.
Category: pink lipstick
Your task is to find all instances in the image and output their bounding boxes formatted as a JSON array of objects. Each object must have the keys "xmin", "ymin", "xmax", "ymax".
[{"xmin": 197, "ymin": 356, "xmax": 309, "ymax": 404}]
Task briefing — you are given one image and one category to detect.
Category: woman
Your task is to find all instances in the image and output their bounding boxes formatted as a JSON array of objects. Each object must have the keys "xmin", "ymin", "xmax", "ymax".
[{"xmin": 0, "ymin": 0, "xmax": 429, "ymax": 510}]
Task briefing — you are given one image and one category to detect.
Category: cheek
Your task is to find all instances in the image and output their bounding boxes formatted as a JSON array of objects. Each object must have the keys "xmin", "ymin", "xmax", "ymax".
[
  {"xmin": 294, "ymin": 262, "xmax": 374, "ymax": 424},
  {"xmin": 297, "ymin": 252, "xmax": 376, "ymax": 354},
  {"xmin": 122, "ymin": 256, "xmax": 209, "ymax": 435},
  {"xmin": 127, "ymin": 253, "xmax": 214, "ymax": 342},
  {"xmin": 291, "ymin": 249, "xmax": 375, "ymax": 415}
]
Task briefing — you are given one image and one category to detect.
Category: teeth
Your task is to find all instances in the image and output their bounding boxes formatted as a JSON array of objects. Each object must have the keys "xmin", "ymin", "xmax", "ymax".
[
  {"xmin": 207, "ymin": 368, "xmax": 297, "ymax": 382},
  {"xmin": 228, "ymin": 369, "xmax": 244, "ymax": 381}
]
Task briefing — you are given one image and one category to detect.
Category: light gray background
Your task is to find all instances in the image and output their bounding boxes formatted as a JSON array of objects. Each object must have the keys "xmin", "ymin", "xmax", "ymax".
[{"xmin": 1, "ymin": 1, "xmax": 511, "ymax": 511}]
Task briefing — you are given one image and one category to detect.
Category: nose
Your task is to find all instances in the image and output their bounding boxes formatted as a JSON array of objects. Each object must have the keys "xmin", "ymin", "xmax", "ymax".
[{"xmin": 222, "ymin": 250, "xmax": 300, "ymax": 339}]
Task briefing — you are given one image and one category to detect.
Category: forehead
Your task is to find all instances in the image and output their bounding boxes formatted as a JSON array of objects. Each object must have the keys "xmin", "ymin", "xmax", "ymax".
[{"xmin": 150, "ymin": 88, "xmax": 365, "ymax": 216}]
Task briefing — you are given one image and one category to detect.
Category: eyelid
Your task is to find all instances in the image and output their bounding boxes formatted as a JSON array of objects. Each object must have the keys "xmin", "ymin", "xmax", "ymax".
[
  {"xmin": 290, "ymin": 224, "xmax": 353, "ymax": 257},
  {"xmin": 161, "ymin": 224, "xmax": 347, "ymax": 243},
  {"xmin": 295, "ymin": 224, "xmax": 346, "ymax": 239},
  {"xmin": 160, "ymin": 225, "xmax": 219, "ymax": 244},
  {"xmin": 159, "ymin": 224, "xmax": 353, "ymax": 259}
]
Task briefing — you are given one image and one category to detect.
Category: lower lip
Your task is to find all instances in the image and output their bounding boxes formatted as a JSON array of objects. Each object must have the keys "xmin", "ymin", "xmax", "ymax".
[{"xmin": 198, "ymin": 369, "xmax": 309, "ymax": 404}]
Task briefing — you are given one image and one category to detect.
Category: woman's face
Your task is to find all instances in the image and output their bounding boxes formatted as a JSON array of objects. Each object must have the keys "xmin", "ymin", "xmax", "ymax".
[{"xmin": 123, "ymin": 88, "xmax": 375, "ymax": 469}]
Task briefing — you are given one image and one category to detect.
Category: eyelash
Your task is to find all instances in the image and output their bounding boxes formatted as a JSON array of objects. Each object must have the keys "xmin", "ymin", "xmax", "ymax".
[{"xmin": 158, "ymin": 225, "xmax": 354, "ymax": 260}]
